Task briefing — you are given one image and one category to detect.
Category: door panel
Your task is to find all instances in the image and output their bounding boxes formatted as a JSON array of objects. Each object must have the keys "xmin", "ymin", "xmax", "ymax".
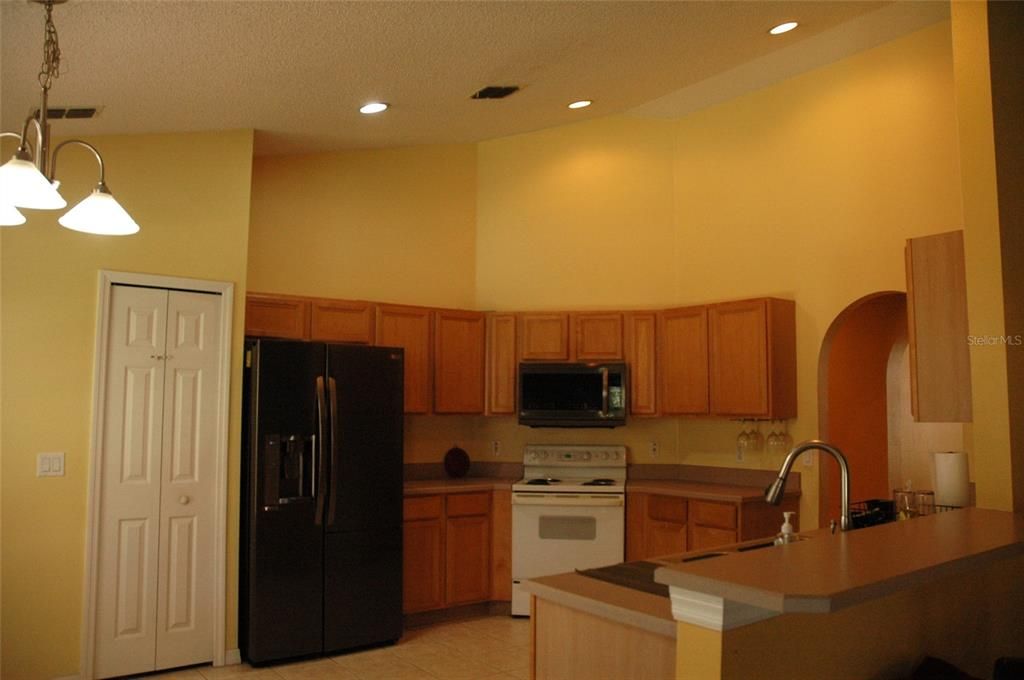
[
  {"xmin": 326, "ymin": 345, "xmax": 404, "ymax": 534},
  {"xmin": 96, "ymin": 285, "xmax": 167, "ymax": 678},
  {"xmin": 242, "ymin": 339, "xmax": 325, "ymax": 664},
  {"xmin": 96, "ymin": 285, "xmax": 225, "ymax": 677},
  {"xmin": 114, "ymin": 518, "xmax": 150, "ymax": 637},
  {"xmin": 324, "ymin": 530, "xmax": 402, "ymax": 652},
  {"xmin": 155, "ymin": 290, "xmax": 221, "ymax": 670}
]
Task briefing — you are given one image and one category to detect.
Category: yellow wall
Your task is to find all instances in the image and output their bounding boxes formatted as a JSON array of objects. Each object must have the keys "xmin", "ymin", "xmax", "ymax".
[
  {"xmin": 248, "ymin": 144, "xmax": 478, "ymax": 309},
  {"xmin": 950, "ymin": 1, "xmax": 1012, "ymax": 511},
  {"xmin": 475, "ymin": 22, "xmax": 963, "ymax": 528},
  {"xmin": 475, "ymin": 115, "xmax": 679, "ymax": 310},
  {"xmin": 0, "ymin": 130, "xmax": 254, "ymax": 679}
]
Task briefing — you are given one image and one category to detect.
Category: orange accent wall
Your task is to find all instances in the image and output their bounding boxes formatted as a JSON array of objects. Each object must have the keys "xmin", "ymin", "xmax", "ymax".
[{"xmin": 822, "ymin": 294, "xmax": 908, "ymax": 523}]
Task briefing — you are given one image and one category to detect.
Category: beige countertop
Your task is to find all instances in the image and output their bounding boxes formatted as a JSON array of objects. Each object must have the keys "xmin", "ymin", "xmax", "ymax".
[
  {"xmin": 654, "ymin": 507, "xmax": 1024, "ymax": 614},
  {"xmin": 403, "ymin": 477, "xmax": 515, "ymax": 495},
  {"xmin": 522, "ymin": 572, "xmax": 676, "ymax": 639},
  {"xmin": 627, "ymin": 479, "xmax": 799, "ymax": 502}
]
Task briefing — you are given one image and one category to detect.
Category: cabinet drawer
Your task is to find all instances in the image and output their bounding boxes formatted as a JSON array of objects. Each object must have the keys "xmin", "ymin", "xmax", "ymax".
[
  {"xmin": 691, "ymin": 500, "xmax": 737, "ymax": 529},
  {"xmin": 647, "ymin": 494, "xmax": 687, "ymax": 523},
  {"xmin": 690, "ymin": 525, "xmax": 737, "ymax": 551},
  {"xmin": 404, "ymin": 495, "xmax": 443, "ymax": 521},
  {"xmin": 446, "ymin": 492, "xmax": 491, "ymax": 517}
]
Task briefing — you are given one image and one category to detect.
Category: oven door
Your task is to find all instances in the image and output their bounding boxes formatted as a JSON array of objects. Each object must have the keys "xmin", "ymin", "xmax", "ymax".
[{"xmin": 511, "ymin": 492, "xmax": 624, "ymax": 615}]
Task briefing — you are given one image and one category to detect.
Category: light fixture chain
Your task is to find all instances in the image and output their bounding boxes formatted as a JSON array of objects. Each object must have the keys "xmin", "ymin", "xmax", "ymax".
[{"xmin": 37, "ymin": 0, "xmax": 62, "ymax": 92}]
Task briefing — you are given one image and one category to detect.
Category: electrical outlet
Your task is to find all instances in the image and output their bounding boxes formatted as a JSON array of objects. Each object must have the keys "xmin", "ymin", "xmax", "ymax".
[
  {"xmin": 648, "ymin": 441, "xmax": 659, "ymax": 458},
  {"xmin": 491, "ymin": 440, "xmax": 501, "ymax": 456},
  {"xmin": 803, "ymin": 451, "xmax": 814, "ymax": 466},
  {"xmin": 37, "ymin": 452, "xmax": 65, "ymax": 477}
]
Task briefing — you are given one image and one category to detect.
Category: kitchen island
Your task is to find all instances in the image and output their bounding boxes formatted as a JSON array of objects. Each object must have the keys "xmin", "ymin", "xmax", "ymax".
[{"xmin": 524, "ymin": 508, "xmax": 1024, "ymax": 680}]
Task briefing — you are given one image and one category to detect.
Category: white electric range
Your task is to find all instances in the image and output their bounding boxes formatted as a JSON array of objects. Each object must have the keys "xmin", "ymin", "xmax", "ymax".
[{"xmin": 510, "ymin": 444, "xmax": 627, "ymax": 616}]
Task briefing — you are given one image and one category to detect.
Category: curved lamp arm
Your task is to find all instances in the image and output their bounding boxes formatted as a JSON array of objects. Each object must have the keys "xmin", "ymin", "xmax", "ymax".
[
  {"xmin": 49, "ymin": 139, "xmax": 106, "ymax": 187},
  {"xmin": 11, "ymin": 116, "xmax": 44, "ymax": 165},
  {"xmin": 1, "ymin": 130, "xmax": 35, "ymax": 159}
]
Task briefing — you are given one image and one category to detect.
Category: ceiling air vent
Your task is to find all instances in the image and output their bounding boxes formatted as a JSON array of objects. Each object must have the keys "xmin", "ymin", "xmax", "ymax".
[
  {"xmin": 31, "ymin": 106, "xmax": 103, "ymax": 120},
  {"xmin": 471, "ymin": 86, "xmax": 520, "ymax": 100}
]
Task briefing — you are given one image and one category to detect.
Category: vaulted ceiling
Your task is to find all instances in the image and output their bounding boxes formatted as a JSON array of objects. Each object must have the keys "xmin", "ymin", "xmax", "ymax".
[{"xmin": 1, "ymin": 1, "xmax": 948, "ymax": 156}]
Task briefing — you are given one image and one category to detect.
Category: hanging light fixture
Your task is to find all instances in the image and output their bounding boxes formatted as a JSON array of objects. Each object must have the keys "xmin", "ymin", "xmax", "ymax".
[{"xmin": 0, "ymin": 0, "xmax": 139, "ymax": 234}]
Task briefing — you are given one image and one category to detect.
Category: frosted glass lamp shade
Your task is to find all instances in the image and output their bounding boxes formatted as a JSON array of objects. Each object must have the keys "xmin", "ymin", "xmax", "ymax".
[
  {"xmin": 0, "ymin": 202, "xmax": 26, "ymax": 226},
  {"xmin": 0, "ymin": 157, "xmax": 67, "ymax": 209},
  {"xmin": 59, "ymin": 188, "xmax": 140, "ymax": 235}
]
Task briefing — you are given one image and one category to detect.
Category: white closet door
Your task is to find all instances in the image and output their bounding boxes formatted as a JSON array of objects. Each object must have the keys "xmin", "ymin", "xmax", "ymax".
[
  {"xmin": 154, "ymin": 290, "xmax": 220, "ymax": 669},
  {"xmin": 94, "ymin": 286, "xmax": 168, "ymax": 679}
]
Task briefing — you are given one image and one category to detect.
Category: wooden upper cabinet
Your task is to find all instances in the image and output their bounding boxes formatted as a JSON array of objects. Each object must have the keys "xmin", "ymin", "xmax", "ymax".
[
  {"xmin": 708, "ymin": 298, "xmax": 796, "ymax": 419},
  {"xmin": 624, "ymin": 312, "xmax": 657, "ymax": 415},
  {"xmin": 375, "ymin": 304, "xmax": 432, "ymax": 414},
  {"xmin": 486, "ymin": 313, "xmax": 518, "ymax": 415},
  {"xmin": 310, "ymin": 299, "xmax": 374, "ymax": 344},
  {"xmin": 658, "ymin": 306, "xmax": 709, "ymax": 415},
  {"xmin": 245, "ymin": 293, "xmax": 310, "ymax": 339},
  {"xmin": 573, "ymin": 312, "xmax": 623, "ymax": 360},
  {"xmin": 434, "ymin": 309, "xmax": 485, "ymax": 414},
  {"xmin": 519, "ymin": 313, "xmax": 570, "ymax": 360},
  {"xmin": 906, "ymin": 231, "xmax": 973, "ymax": 422}
]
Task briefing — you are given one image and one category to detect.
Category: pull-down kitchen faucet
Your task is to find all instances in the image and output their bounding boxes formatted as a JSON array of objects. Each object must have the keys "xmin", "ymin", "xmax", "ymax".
[{"xmin": 765, "ymin": 440, "xmax": 852, "ymax": 532}]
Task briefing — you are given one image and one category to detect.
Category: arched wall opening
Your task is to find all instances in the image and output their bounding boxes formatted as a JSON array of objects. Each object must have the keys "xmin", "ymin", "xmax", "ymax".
[
  {"xmin": 817, "ymin": 291, "xmax": 967, "ymax": 524},
  {"xmin": 817, "ymin": 292, "xmax": 909, "ymax": 524}
]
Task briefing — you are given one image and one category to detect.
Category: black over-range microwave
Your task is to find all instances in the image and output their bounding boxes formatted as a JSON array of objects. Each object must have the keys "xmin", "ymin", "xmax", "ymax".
[{"xmin": 518, "ymin": 362, "xmax": 628, "ymax": 428}]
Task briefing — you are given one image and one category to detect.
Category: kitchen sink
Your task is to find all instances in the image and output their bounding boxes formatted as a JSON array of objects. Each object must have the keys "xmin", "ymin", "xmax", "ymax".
[
  {"xmin": 680, "ymin": 551, "xmax": 728, "ymax": 563},
  {"xmin": 673, "ymin": 534, "xmax": 813, "ymax": 563}
]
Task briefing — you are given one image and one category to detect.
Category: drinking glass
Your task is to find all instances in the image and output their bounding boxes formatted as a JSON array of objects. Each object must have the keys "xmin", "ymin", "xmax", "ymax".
[
  {"xmin": 894, "ymin": 490, "xmax": 917, "ymax": 520},
  {"xmin": 749, "ymin": 421, "xmax": 764, "ymax": 452},
  {"xmin": 766, "ymin": 421, "xmax": 782, "ymax": 456},
  {"xmin": 916, "ymin": 491, "xmax": 935, "ymax": 516},
  {"xmin": 736, "ymin": 420, "xmax": 750, "ymax": 457},
  {"xmin": 781, "ymin": 420, "xmax": 793, "ymax": 451}
]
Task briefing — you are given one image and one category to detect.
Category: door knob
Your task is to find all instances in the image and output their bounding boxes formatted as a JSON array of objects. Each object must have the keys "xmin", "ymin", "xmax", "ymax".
[{"xmin": 179, "ymin": 495, "xmax": 191, "ymax": 505}]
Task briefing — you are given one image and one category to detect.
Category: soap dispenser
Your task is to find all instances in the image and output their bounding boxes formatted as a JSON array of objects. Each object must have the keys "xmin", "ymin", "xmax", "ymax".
[{"xmin": 774, "ymin": 511, "xmax": 797, "ymax": 545}]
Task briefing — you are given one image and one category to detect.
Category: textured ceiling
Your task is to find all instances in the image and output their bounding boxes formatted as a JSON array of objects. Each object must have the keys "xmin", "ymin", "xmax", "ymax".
[{"xmin": 1, "ymin": 1, "xmax": 941, "ymax": 157}]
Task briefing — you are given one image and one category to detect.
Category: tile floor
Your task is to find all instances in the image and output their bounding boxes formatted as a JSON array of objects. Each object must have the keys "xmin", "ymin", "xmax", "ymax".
[{"xmin": 135, "ymin": 615, "xmax": 531, "ymax": 680}]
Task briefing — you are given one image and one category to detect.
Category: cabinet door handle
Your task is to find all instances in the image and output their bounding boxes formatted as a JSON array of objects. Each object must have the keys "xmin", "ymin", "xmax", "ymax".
[{"xmin": 178, "ymin": 495, "xmax": 191, "ymax": 505}]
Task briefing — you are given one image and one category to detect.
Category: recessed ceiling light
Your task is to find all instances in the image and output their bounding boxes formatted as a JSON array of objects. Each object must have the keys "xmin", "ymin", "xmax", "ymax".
[
  {"xmin": 568, "ymin": 100, "xmax": 592, "ymax": 110},
  {"xmin": 359, "ymin": 102, "xmax": 388, "ymax": 114},
  {"xmin": 769, "ymin": 21, "xmax": 799, "ymax": 35}
]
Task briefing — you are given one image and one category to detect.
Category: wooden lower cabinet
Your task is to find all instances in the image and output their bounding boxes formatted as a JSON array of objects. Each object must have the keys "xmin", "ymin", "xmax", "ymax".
[
  {"xmin": 402, "ymin": 496, "xmax": 445, "ymax": 613},
  {"xmin": 403, "ymin": 491, "xmax": 498, "ymax": 614},
  {"xmin": 643, "ymin": 494, "xmax": 688, "ymax": 557},
  {"xmin": 688, "ymin": 500, "xmax": 739, "ymax": 550},
  {"xmin": 446, "ymin": 515, "xmax": 491, "ymax": 604},
  {"xmin": 627, "ymin": 491, "xmax": 797, "ymax": 561}
]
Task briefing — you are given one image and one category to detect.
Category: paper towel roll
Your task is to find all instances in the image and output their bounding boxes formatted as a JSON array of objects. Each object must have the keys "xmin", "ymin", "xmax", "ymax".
[{"xmin": 933, "ymin": 451, "xmax": 970, "ymax": 507}]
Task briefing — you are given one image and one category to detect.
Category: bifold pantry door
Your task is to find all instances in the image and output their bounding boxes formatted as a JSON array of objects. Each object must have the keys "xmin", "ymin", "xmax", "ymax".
[{"xmin": 93, "ymin": 285, "xmax": 221, "ymax": 678}]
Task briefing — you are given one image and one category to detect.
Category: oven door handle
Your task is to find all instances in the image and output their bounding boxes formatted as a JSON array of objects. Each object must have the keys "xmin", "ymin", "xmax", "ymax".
[
  {"xmin": 512, "ymin": 494, "xmax": 623, "ymax": 507},
  {"xmin": 600, "ymin": 366, "xmax": 609, "ymax": 417}
]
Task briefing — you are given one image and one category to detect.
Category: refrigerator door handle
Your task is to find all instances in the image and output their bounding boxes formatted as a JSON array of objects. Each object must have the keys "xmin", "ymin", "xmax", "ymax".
[
  {"xmin": 315, "ymin": 376, "xmax": 328, "ymax": 526},
  {"xmin": 327, "ymin": 376, "xmax": 340, "ymax": 526}
]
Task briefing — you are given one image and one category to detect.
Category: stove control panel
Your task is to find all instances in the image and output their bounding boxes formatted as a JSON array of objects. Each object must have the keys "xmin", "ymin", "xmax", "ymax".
[{"xmin": 523, "ymin": 445, "xmax": 627, "ymax": 466}]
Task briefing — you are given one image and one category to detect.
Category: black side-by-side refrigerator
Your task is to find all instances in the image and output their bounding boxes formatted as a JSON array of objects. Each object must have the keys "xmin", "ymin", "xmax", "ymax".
[{"xmin": 240, "ymin": 338, "xmax": 404, "ymax": 665}]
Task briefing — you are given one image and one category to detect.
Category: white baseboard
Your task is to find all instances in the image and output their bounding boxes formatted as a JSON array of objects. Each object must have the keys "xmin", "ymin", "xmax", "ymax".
[{"xmin": 223, "ymin": 648, "xmax": 241, "ymax": 666}]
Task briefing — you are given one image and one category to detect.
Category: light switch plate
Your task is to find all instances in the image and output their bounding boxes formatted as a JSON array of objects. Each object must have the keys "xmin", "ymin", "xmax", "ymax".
[{"xmin": 37, "ymin": 452, "xmax": 65, "ymax": 477}]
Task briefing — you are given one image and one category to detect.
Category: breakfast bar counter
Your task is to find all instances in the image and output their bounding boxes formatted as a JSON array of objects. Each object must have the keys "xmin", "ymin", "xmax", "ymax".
[
  {"xmin": 654, "ymin": 507, "xmax": 1024, "ymax": 614},
  {"xmin": 526, "ymin": 508, "xmax": 1024, "ymax": 680}
]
